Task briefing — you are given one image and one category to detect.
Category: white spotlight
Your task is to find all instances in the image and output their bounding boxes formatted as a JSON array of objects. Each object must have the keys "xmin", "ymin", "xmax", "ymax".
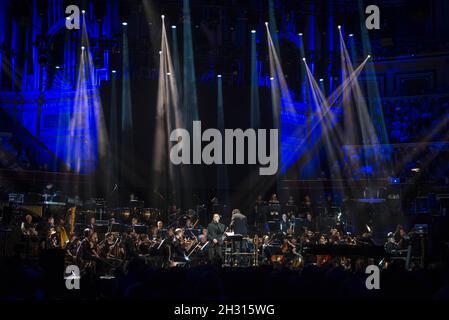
[
  {"xmin": 338, "ymin": 25, "xmax": 341, "ymax": 29},
  {"xmin": 122, "ymin": 22, "xmax": 127, "ymax": 26},
  {"xmin": 265, "ymin": 22, "xmax": 268, "ymax": 26},
  {"xmin": 298, "ymin": 32, "xmax": 303, "ymax": 36},
  {"xmin": 302, "ymin": 57, "xmax": 306, "ymax": 62},
  {"xmin": 161, "ymin": 15, "xmax": 165, "ymax": 19},
  {"xmin": 55, "ymin": 65, "xmax": 60, "ymax": 69},
  {"xmin": 112, "ymin": 70, "xmax": 117, "ymax": 73},
  {"xmin": 81, "ymin": 46, "xmax": 85, "ymax": 50},
  {"xmin": 319, "ymin": 78, "xmax": 324, "ymax": 82},
  {"xmin": 217, "ymin": 74, "xmax": 222, "ymax": 78},
  {"xmin": 172, "ymin": 25, "xmax": 176, "ymax": 29},
  {"xmin": 66, "ymin": 17, "xmax": 70, "ymax": 20},
  {"xmin": 367, "ymin": 54, "xmax": 371, "ymax": 59},
  {"xmin": 270, "ymin": 77, "xmax": 274, "ymax": 81},
  {"xmin": 166, "ymin": 72, "xmax": 171, "ymax": 76},
  {"xmin": 349, "ymin": 33, "xmax": 354, "ymax": 37},
  {"xmin": 251, "ymin": 30, "xmax": 256, "ymax": 34},
  {"xmin": 159, "ymin": 50, "xmax": 162, "ymax": 55},
  {"xmin": 81, "ymin": 10, "xmax": 85, "ymax": 14}
]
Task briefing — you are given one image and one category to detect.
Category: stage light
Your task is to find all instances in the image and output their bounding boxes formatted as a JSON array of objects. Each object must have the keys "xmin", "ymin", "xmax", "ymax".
[
  {"xmin": 302, "ymin": 57, "xmax": 306, "ymax": 62},
  {"xmin": 319, "ymin": 78, "xmax": 324, "ymax": 82},
  {"xmin": 265, "ymin": 22, "xmax": 268, "ymax": 26},
  {"xmin": 111, "ymin": 70, "xmax": 116, "ymax": 73},
  {"xmin": 161, "ymin": 15, "xmax": 165, "ymax": 19},
  {"xmin": 81, "ymin": 46, "xmax": 85, "ymax": 50},
  {"xmin": 367, "ymin": 54, "xmax": 371, "ymax": 59},
  {"xmin": 122, "ymin": 22, "xmax": 127, "ymax": 26},
  {"xmin": 251, "ymin": 30, "xmax": 256, "ymax": 34},
  {"xmin": 55, "ymin": 65, "xmax": 60, "ymax": 69},
  {"xmin": 172, "ymin": 25, "xmax": 176, "ymax": 29},
  {"xmin": 298, "ymin": 32, "xmax": 303, "ymax": 36},
  {"xmin": 166, "ymin": 72, "xmax": 171, "ymax": 75},
  {"xmin": 349, "ymin": 33, "xmax": 354, "ymax": 37},
  {"xmin": 270, "ymin": 77, "xmax": 274, "ymax": 81},
  {"xmin": 338, "ymin": 25, "xmax": 341, "ymax": 29},
  {"xmin": 217, "ymin": 74, "xmax": 222, "ymax": 78},
  {"xmin": 159, "ymin": 50, "xmax": 162, "ymax": 55},
  {"xmin": 81, "ymin": 10, "xmax": 85, "ymax": 14},
  {"xmin": 66, "ymin": 17, "xmax": 70, "ymax": 20}
]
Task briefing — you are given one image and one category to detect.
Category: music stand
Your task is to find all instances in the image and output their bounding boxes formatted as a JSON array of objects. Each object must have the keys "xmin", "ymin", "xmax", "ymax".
[
  {"xmin": 110, "ymin": 223, "xmax": 127, "ymax": 234},
  {"xmin": 94, "ymin": 224, "xmax": 108, "ymax": 235},
  {"xmin": 133, "ymin": 225, "xmax": 148, "ymax": 234}
]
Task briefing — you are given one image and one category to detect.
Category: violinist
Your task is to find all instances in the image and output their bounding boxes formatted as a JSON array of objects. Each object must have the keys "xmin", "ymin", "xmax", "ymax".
[
  {"xmin": 21, "ymin": 214, "xmax": 38, "ymax": 237},
  {"xmin": 184, "ymin": 218, "xmax": 197, "ymax": 240},
  {"xmin": 99, "ymin": 232, "xmax": 115, "ymax": 258},
  {"xmin": 172, "ymin": 228, "xmax": 188, "ymax": 262}
]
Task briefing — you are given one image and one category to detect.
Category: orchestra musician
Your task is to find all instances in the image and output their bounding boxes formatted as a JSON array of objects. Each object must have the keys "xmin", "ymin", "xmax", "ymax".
[
  {"xmin": 207, "ymin": 213, "xmax": 226, "ymax": 265},
  {"xmin": 171, "ymin": 228, "xmax": 188, "ymax": 263},
  {"xmin": 156, "ymin": 220, "xmax": 165, "ymax": 239},
  {"xmin": 279, "ymin": 213, "xmax": 291, "ymax": 235},
  {"xmin": 300, "ymin": 195, "xmax": 313, "ymax": 219},
  {"xmin": 87, "ymin": 216, "xmax": 96, "ymax": 231},
  {"xmin": 21, "ymin": 214, "xmax": 37, "ymax": 237},
  {"xmin": 285, "ymin": 195, "xmax": 298, "ymax": 218},
  {"xmin": 268, "ymin": 193, "xmax": 280, "ymax": 220},
  {"xmin": 393, "ymin": 224, "xmax": 409, "ymax": 250}
]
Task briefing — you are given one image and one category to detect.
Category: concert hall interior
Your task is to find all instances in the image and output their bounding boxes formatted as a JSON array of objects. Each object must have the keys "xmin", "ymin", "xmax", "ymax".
[{"xmin": 1, "ymin": 0, "xmax": 449, "ymax": 301}]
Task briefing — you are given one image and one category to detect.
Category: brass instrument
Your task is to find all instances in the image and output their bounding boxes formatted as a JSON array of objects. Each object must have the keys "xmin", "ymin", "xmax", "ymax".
[
  {"xmin": 69, "ymin": 206, "xmax": 76, "ymax": 236},
  {"xmin": 59, "ymin": 226, "xmax": 69, "ymax": 249}
]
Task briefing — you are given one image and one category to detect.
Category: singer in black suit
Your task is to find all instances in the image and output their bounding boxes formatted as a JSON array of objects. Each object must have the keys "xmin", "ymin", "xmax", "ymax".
[{"xmin": 207, "ymin": 213, "xmax": 226, "ymax": 264}]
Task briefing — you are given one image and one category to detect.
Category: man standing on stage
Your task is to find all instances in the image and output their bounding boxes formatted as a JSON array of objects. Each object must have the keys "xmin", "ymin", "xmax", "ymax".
[{"xmin": 207, "ymin": 213, "xmax": 226, "ymax": 265}]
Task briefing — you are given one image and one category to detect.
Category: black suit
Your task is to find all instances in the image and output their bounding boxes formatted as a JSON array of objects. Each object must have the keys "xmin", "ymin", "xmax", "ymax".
[
  {"xmin": 230, "ymin": 213, "xmax": 248, "ymax": 236},
  {"xmin": 280, "ymin": 220, "xmax": 291, "ymax": 234},
  {"xmin": 207, "ymin": 221, "xmax": 226, "ymax": 263}
]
